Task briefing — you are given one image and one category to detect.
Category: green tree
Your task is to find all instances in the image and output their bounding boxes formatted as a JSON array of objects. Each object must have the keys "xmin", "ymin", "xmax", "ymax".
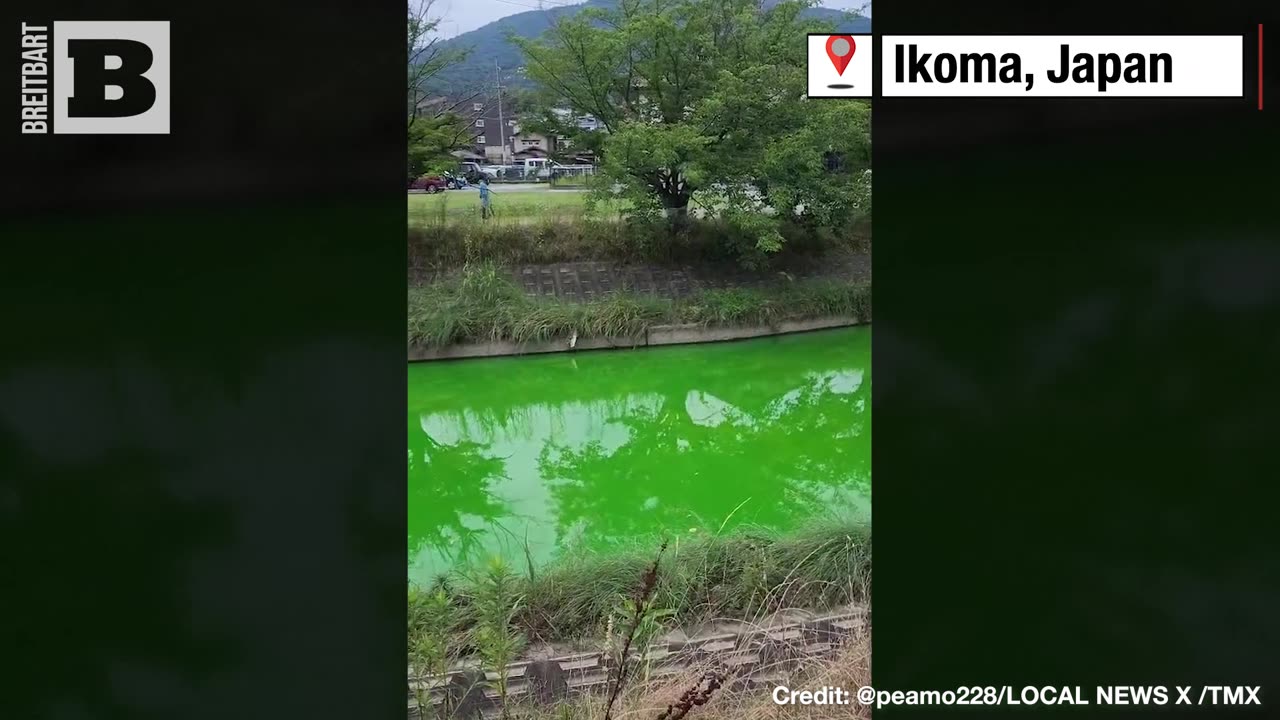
[
  {"xmin": 407, "ymin": 0, "xmax": 474, "ymax": 180},
  {"xmin": 407, "ymin": 114, "xmax": 471, "ymax": 181},
  {"xmin": 514, "ymin": 0, "xmax": 871, "ymax": 252},
  {"xmin": 408, "ymin": 0, "xmax": 468, "ymax": 128}
]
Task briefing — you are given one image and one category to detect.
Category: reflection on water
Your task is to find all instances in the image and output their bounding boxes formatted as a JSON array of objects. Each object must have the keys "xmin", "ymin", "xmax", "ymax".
[{"xmin": 408, "ymin": 327, "xmax": 871, "ymax": 584}]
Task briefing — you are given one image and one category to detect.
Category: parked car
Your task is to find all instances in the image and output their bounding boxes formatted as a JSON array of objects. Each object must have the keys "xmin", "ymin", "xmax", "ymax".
[
  {"xmin": 488, "ymin": 165, "xmax": 525, "ymax": 181},
  {"xmin": 535, "ymin": 161, "xmax": 557, "ymax": 180},
  {"xmin": 409, "ymin": 175, "xmax": 447, "ymax": 193},
  {"xmin": 458, "ymin": 162, "xmax": 496, "ymax": 183}
]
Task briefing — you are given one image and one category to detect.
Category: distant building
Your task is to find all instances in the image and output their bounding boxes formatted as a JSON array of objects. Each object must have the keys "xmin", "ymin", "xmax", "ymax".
[
  {"xmin": 451, "ymin": 149, "xmax": 485, "ymax": 162},
  {"xmin": 418, "ymin": 93, "xmax": 515, "ymax": 163},
  {"xmin": 510, "ymin": 130, "xmax": 552, "ymax": 162},
  {"xmin": 551, "ymin": 108, "xmax": 603, "ymax": 132},
  {"xmin": 420, "ymin": 95, "xmax": 604, "ymax": 167},
  {"xmin": 461, "ymin": 96, "xmax": 513, "ymax": 163}
]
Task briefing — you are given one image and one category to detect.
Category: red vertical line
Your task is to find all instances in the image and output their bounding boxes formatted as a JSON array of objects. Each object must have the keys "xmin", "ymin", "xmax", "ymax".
[{"xmin": 1260, "ymin": 24, "xmax": 1264, "ymax": 110}]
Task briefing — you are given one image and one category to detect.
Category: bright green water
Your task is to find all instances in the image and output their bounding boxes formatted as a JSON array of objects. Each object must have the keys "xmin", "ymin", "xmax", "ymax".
[{"xmin": 408, "ymin": 327, "xmax": 871, "ymax": 584}]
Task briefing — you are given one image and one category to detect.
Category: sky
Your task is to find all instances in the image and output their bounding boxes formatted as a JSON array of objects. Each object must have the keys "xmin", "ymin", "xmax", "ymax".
[{"xmin": 429, "ymin": 0, "xmax": 871, "ymax": 40}]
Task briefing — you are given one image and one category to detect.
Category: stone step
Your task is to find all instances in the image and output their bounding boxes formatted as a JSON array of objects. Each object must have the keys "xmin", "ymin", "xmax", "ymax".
[
  {"xmin": 696, "ymin": 639, "xmax": 737, "ymax": 654},
  {"xmin": 566, "ymin": 670, "xmax": 609, "ymax": 689},
  {"xmin": 557, "ymin": 654, "xmax": 602, "ymax": 671},
  {"xmin": 766, "ymin": 627, "xmax": 805, "ymax": 643}
]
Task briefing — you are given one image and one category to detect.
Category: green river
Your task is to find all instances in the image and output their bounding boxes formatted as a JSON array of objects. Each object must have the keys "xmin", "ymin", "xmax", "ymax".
[{"xmin": 408, "ymin": 327, "xmax": 871, "ymax": 585}]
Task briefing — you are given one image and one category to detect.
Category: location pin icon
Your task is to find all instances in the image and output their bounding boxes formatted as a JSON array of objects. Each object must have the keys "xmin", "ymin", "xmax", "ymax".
[{"xmin": 825, "ymin": 35, "xmax": 856, "ymax": 75}]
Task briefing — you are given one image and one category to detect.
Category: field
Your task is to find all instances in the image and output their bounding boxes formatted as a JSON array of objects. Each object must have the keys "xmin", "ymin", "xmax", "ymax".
[{"xmin": 408, "ymin": 186, "xmax": 627, "ymax": 226}]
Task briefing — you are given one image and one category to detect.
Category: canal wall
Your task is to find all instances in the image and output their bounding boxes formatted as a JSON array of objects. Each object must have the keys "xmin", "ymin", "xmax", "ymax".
[{"xmin": 407, "ymin": 315, "xmax": 869, "ymax": 362}]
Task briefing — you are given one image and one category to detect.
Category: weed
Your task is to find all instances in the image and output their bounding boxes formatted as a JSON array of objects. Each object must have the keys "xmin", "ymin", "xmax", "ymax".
[
  {"xmin": 609, "ymin": 597, "xmax": 676, "ymax": 683},
  {"xmin": 579, "ymin": 294, "xmax": 668, "ymax": 339},
  {"xmin": 406, "ymin": 523, "xmax": 871, "ymax": 719},
  {"xmin": 407, "ymin": 585, "xmax": 456, "ymax": 717},
  {"xmin": 407, "ymin": 265, "xmax": 871, "ymax": 348},
  {"xmin": 407, "ymin": 216, "xmax": 868, "ymax": 272},
  {"xmin": 603, "ymin": 539, "xmax": 669, "ymax": 720},
  {"xmin": 472, "ymin": 557, "xmax": 527, "ymax": 719},
  {"xmin": 413, "ymin": 519, "xmax": 869, "ymax": 652},
  {"xmin": 655, "ymin": 670, "xmax": 725, "ymax": 720},
  {"xmin": 496, "ymin": 630, "xmax": 870, "ymax": 720}
]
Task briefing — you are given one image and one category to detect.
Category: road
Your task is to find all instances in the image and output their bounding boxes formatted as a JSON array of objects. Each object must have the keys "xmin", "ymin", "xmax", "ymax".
[{"xmin": 408, "ymin": 183, "xmax": 586, "ymax": 195}]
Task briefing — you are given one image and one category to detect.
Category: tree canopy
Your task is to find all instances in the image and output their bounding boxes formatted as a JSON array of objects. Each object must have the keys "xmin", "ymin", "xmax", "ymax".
[
  {"xmin": 407, "ymin": 0, "xmax": 474, "ymax": 179},
  {"xmin": 514, "ymin": 0, "xmax": 871, "ymax": 253}
]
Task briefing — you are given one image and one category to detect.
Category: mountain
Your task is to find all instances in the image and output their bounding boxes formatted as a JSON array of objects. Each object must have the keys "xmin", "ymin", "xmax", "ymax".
[{"xmin": 430, "ymin": 0, "xmax": 871, "ymax": 95}]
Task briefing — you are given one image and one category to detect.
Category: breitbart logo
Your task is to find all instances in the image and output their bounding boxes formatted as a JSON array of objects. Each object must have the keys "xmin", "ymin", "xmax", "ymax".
[{"xmin": 19, "ymin": 21, "xmax": 170, "ymax": 134}]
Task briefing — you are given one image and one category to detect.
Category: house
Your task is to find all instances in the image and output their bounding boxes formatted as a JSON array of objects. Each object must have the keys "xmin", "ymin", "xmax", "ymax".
[
  {"xmin": 553, "ymin": 135, "xmax": 597, "ymax": 165},
  {"xmin": 417, "ymin": 94, "xmax": 517, "ymax": 163},
  {"xmin": 420, "ymin": 94, "xmax": 603, "ymax": 167},
  {"xmin": 509, "ymin": 109, "xmax": 603, "ymax": 165},
  {"xmin": 451, "ymin": 149, "xmax": 486, "ymax": 163},
  {"xmin": 510, "ymin": 130, "xmax": 553, "ymax": 163},
  {"xmin": 509, "ymin": 129, "xmax": 597, "ymax": 165},
  {"xmin": 455, "ymin": 97, "xmax": 516, "ymax": 163}
]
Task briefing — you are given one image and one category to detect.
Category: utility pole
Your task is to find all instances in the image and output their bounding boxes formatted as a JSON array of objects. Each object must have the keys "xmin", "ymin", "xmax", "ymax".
[{"xmin": 495, "ymin": 60, "xmax": 508, "ymax": 164}]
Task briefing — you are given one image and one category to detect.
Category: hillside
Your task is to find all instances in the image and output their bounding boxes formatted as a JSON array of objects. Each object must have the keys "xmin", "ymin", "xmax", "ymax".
[{"xmin": 430, "ymin": 0, "xmax": 871, "ymax": 95}]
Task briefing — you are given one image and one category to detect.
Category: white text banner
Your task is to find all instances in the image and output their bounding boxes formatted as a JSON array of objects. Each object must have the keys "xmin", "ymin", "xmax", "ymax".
[{"xmin": 881, "ymin": 35, "xmax": 1243, "ymax": 97}]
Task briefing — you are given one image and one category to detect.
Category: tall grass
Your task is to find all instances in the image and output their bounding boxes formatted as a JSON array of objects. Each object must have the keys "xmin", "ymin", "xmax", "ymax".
[
  {"xmin": 407, "ymin": 217, "xmax": 870, "ymax": 272},
  {"xmin": 407, "ymin": 189, "xmax": 627, "ymax": 228},
  {"xmin": 406, "ymin": 521, "xmax": 870, "ymax": 720},
  {"xmin": 407, "ymin": 265, "xmax": 871, "ymax": 347},
  {"xmin": 408, "ymin": 519, "xmax": 870, "ymax": 647},
  {"xmin": 603, "ymin": 540, "xmax": 669, "ymax": 720}
]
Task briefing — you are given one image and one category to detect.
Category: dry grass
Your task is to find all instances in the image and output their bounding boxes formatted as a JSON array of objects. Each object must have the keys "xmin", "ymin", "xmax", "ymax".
[
  {"xmin": 504, "ymin": 629, "xmax": 871, "ymax": 720},
  {"xmin": 411, "ymin": 521, "xmax": 872, "ymax": 720}
]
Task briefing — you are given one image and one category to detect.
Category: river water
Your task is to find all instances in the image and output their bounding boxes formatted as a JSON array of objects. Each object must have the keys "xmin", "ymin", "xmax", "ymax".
[{"xmin": 408, "ymin": 326, "xmax": 871, "ymax": 584}]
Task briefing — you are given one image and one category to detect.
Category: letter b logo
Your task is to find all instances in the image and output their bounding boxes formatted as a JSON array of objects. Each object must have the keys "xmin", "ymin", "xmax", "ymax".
[{"xmin": 53, "ymin": 21, "xmax": 169, "ymax": 134}]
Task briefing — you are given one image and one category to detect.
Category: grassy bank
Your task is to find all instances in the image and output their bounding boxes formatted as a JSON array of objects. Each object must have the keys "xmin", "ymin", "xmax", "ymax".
[
  {"xmin": 410, "ymin": 519, "xmax": 869, "ymax": 647},
  {"xmin": 407, "ymin": 521, "xmax": 869, "ymax": 720},
  {"xmin": 407, "ymin": 264, "xmax": 871, "ymax": 347},
  {"xmin": 409, "ymin": 188, "xmax": 628, "ymax": 226},
  {"xmin": 409, "ymin": 217, "xmax": 870, "ymax": 270}
]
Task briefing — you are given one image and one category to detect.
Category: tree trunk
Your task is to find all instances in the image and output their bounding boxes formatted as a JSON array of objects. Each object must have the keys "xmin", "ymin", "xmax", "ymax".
[
  {"xmin": 660, "ymin": 191, "xmax": 692, "ymax": 230},
  {"xmin": 649, "ymin": 168, "xmax": 692, "ymax": 229}
]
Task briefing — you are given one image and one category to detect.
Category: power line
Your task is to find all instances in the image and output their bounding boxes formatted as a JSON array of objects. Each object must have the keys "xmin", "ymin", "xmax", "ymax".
[
  {"xmin": 489, "ymin": 0, "xmax": 541, "ymax": 9},
  {"xmin": 490, "ymin": 0, "xmax": 584, "ymax": 12}
]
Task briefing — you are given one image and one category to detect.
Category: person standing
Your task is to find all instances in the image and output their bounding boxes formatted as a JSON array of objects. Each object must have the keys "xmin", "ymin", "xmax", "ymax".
[{"xmin": 479, "ymin": 178, "xmax": 492, "ymax": 220}]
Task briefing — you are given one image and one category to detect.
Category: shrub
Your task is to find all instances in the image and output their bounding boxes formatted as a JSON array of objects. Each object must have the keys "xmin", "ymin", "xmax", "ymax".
[{"xmin": 407, "ymin": 218, "xmax": 868, "ymax": 273}]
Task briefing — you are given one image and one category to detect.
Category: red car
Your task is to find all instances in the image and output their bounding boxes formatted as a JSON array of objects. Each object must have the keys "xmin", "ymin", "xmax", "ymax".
[{"xmin": 409, "ymin": 175, "xmax": 447, "ymax": 193}]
